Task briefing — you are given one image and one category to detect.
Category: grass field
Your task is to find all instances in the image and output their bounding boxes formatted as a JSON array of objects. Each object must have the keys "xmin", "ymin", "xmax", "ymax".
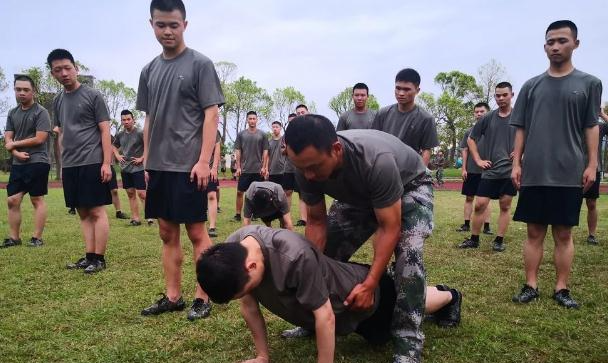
[{"xmin": 0, "ymin": 187, "xmax": 607, "ymax": 363}]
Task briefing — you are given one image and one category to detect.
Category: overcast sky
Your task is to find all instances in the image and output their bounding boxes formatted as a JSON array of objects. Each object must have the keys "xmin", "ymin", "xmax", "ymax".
[{"xmin": 1, "ymin": 0, "xmax": 607, "ymax": 131}]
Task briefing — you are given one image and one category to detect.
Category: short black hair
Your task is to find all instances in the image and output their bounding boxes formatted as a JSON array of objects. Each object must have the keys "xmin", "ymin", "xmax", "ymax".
[
  {"xmin": 474, "ymin": 102, "xmax": 490, "ymax": 111},
  {"xmin": 288, "ymin": 113, "xmax": 297, "ymax": 118},
  {"xmin": 352, "ymin": 82, "xmax": 369, "ymax": 95},
  {"xmin": 150, "ymin": 0, "xmax": 186, "ymax": 19},
  {"xmin": 495, "ymin": 82, "xmax": 513, "ymax": 91},
  {"xmin": 284, "ymin": 114, "xmax": 337, "ymax": 155},
  {"xmin": 252, "ymin": 187, "xmax": 279, "ymax": 214},
  {"xmin": 395, "ymin": 68, "xmax": 421, "ymax": 87},
  {"xmin": 546, "ymin": 20, "xmax": 578, "ymax": 39},
  {"xmin": 120, "ymin": 109, "xmax": 134, "ymax": 118},
  {"xmin": 47, "ymin": 49, "xmax": 75, "ymax": 68},
  {"xmin": 271, "ymin": 121, "xmax": 282, "ymax": 127},
  {"xmin": 14, "ymin": 75, "xmax": 36, "ymax": 91},
  {"xmin": 295, "ymin": 104, "xmax": 308, "ymax": 111},
  {"xmin": 247, "ymin": 110, "xmax": 257, "ymax": 117},
  {"xmin": 196, "ymin": 243, "xmax": 249, "ymax": 304}
]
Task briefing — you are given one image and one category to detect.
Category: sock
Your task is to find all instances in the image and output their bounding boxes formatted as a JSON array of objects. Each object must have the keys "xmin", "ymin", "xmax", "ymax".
[
  {"xmin": 86, "ymin": 252, "xmax": 95, "ymax": 261},
  {"xmin": 464, "ymin": 220, "xmax": 470, "ymax": 227},
  {"xmin": 494, "ymin": 236, "xmax": 504, "ymax": 243},
  {"xmin": 471, "ymin": 235, "xmax": 480, "ymax": 243},
  {"xmin": 236, "ymin": 213, "xmax": 241, "ymax": 217},
  {"xmin": 483, "ymin": 222, "xmax": 490, "ymax": 230},
  {"xmin": 96, "ymin": 254, "xmax": 105, "ymax": 263}
]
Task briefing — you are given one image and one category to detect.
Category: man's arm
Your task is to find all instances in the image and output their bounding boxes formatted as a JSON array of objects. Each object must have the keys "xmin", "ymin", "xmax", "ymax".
[
  {"xmin": 5, "ymin": 131, "xmax": 48, "ymax": 150},
  {"xmin": 511, "ymin": 128, "xmax": 525, "ymax": 190},
  {"xmin": 467, "ymin": 137, "xmax": 491, "ymax": 169},
  {"xmin": 312, "ymin": 299, "xmax": 335, "ymax": 363},
  {"xmin": 344, "ymin": 199, "xmax": 401, "ymax": 311},
  {"xmin": 281, "ymin": 212, "xmax": 294, "ymax": 231},
  {"xmin": 191, "ymin": 105, "xmax": 219, "ymax": 189},
  {"xmin": 4, "ymin": 131, "xmax": 30, "ymax": 162},
  {"xmin": 235, "ymin": 149, "xmax": 242, "ymax": 177},
  {"xmin": 98, "ymin": 121, "xmax": 112, "ymax": 183},
  {"xmin": 261, "ymin": 149, "xmax": 269, "ymax": 178},
  {"xmin": 112, "ymin": 145, "xmax": 125, "ymax": 163},
  {"xmin": 211, "ymin": 141, "xmax": 221, "ymax": 182},
  {"xmin": 239, "ymin": 294, "xmax": 270, "ymax": 363},
  {"xmin": 461, "ymin": 148, "xmax": 469, "ymax": 181},
  {"xmin": 421, "ymin": 149, "xmax": 432, "ymax": 166},
  {"xmin": 305, "ymin": 201, "xmax": 328, "ymax": 251},
  {"xmin": 583, "ymin": 125, "xmax": 599, "ymax": 192}
]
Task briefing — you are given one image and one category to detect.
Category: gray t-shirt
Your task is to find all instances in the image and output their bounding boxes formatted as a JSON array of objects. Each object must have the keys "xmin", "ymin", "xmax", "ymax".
[
  {"xmin": 268, "ymin": 137, "xmax": 285, "ymax": 175},
  {"xmin": 510, "ymin": 69, "xmax": 602, "ymax": 187},
  {"xmin": 136, "ymin": 48, "xmax": 225, "ymax": 172},
  {"xmin": 53, "ymin": 85, "xmax": 110, "ymax": 168},
  {"xmin": 243, "ymin": 181, "xmax": 290, "ymax": 219},
  {"xmin": 336, "ymin": 109, "xmax": 377, "ymax": 131},
  {"xmin": 297, "ymin": 130, "xmax": 427, "ymax": 209},
  {"xmin": 5, "ymin": 103, "xmax": 52, "ymax": 165},
  {"xmin": 469, "ymin": 110, "xmax": 515, "ymax": 179},
  {"xmin": 459, "ymin": 126, "xmax": 483, "ymax": 174},
  {"xmin": 235, "ymin": 129, "xmax": 269, "ymax": 174},
  {"xmin": 225, "ymin": 225, "xmax": 379, "ymax": 335},
  {"xmin": 371, "ymin": 104, "xmax": 439, "ymax": 152},
  {"xmin": 113, "ymin": 128, "xmax": 145, "ymax": 173}
]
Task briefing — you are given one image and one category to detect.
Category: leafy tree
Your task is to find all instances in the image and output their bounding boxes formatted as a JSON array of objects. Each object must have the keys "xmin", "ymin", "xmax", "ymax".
[
  {"xmin": 328, "ymin": 87, "xmax": 380, "ymax": 119},
  {"xmin": 477, "ymin": 59, "xmax": 509, "ymax": 108},
  {"xmin": 227, "ymin": 76, "xmax": 271, "ymax": 138},
  {"xmin": 418, "ymin": 71, "xmax": 482, "ymax": 163},
  {"xmin": 95, "ymin": 79, "xmax": 138, "ymax": 133},
  {"xmin": 271, "ymin": 86, "xmax": 307, "ymax": 125},
  {"xmin": 0, "ymin": 66, "xmax": 10, "ymax": 116},
  {"xmin": 215, "ymin": 61, "xmax": 238, "ymax": 143}
]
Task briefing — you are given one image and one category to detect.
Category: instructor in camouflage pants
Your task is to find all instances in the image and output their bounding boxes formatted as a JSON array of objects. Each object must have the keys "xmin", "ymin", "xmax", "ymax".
[{"xmin": 285, "ymin": 114, "xmax": 433, "ymax": 363}]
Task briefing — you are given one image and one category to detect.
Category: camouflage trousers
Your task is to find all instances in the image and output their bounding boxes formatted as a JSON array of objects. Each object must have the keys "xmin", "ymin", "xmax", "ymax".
[{"xmin": 325, "ymin": 173, "xmax": 434, "ymax": 363}]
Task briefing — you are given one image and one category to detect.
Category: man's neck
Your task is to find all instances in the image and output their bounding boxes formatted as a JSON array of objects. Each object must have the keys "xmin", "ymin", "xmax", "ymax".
[
  {"xmin": 272, "ymin": 134, "xmax": 281, "ymax": 140},
  {"xmin": 247, "ymin": 127, "xmax": 257, "ymax": 133},
  {"xmin": 20, "ymin": 100, "xmax": 35, "ymax": 110},
  {"xmin": 548, "ymin": 60, "xmax": 574, "ymax": 77},
  {"xmin": 498, "ymin": 105, "xmax": 512, "ymax": 117},
  {"xmin": 354, "ymin": 106, "xmax": 367, "ymax": 113},
  {"xmin": 125, "ymin": 126, "xmax": 134, "ymax": 133},
  {"xmin": 162, "ymin": 44, "xmax": 187, "ymax": 60},
  {"xmin": 397, "ymin": 102, "xmax": 415, "ymax": 113},
  {"xmin": 64, "ymin": 81, "xmax": 81, "ymax": 93}
]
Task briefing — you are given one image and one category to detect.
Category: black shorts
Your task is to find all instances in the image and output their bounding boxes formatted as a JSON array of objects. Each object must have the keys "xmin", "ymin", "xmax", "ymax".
[
  {"xmin": 476, "ymin": 178, "xmax": 517, "ymax": 199},
  {"xmin": 121, "ymin": 170, "xmax": 146, "ymax": 190},
  {"xmin": 62, "ymin": 164, "xmax": 112, "ymax": 208},
  {"xmin": 7, "ymin": 163, "xmax": 50, "ymax": 197},
  {"xmin": 461, "ymin": 173, "xmax": 481, "ymax": 196},
  {"xmin": 513, "ymin": 186, "xmax": 583, "ymax": 226},
  {"xmin": 282, "ymin": 172, "xmax": 297, "ymax": 192},
  {"xmin": 206, "ymin": 179, "xmax": 219, "ymax": 193},
  {"xmin": 582, "ymin": 171, "xmax": 601, "ymax": 199},
  {"xmin": 145, "ymin": 170, "xmax": 207, "ymax": 224},
  {"xmin": 268, "ymin": 174, "xmax": 283, "ymax": 186},
  {"xmin": 237, "ymin": 173, "xmax": 263, "ymax": 192},
  {"xmin": 108, "ymin": 165, "xmax": 118, "ymax": 190},
  {"xmin": 355, "ymin": 271, "xmax": 395, "ymax": 345}
]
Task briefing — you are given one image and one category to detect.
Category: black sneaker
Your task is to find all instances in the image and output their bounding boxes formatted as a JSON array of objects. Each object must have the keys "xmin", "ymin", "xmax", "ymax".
[
  {"xmin": 66, "ymin": 257, "xmax": 92, "ymax": 270},
  {"xmin": 187, "ymin": 298, "xmax": 212, "ymax": 321},
  {"xmin": 129, "ymin": 220, "xmax": 142, "ymax": 226},
  {"xmin": 116, "ymin": 211, "xmax": 129, "ymax": 219},
  {"xmin": 208, "ymin": 228, "xmax": 218, "ymax": 237},
  {"xmin": 84, "ymin": 260, "xmax": 106, "ymax": 274},
  {"xmin": 483, "ymin": 227, "xmax": 494, "ymax": 235},
  {"xmin": 456, "ymin": 224, "xmax": 470, "ymax": 232},
  {"xmin": 147, "ymin": 219, "xmax": 155, "ymax": 226},
  {"xmin": 68, "ymin": 208, "xmax": 76, "ymax": 215},
  {"xmin": 28, "ymin": 237, "xmax": 44, "ymax": 247},
  {"xmin": 295, "ymin": 220, "xmax": 307, "ymax": 227},
  {"xmin": 217, "ymin": 207, "xmax": 222, "ymax": 213},
  {"xmin": 587, "ymin": 235, "xmax": 598, "ymax": 245},
  {"xmin": 1, "ymin": 238, "xmax": 22, "ymax": 248},
  {"xmin": 553, "ymin": 289, "xmax": 579, "ymax": 309},
  {"xmin": 232, "ymin": 214, "xmax": 242, "ymax": 222},
  {"xmin": 492, "ymin": 240, "xmax": 506, "ymax": 252},
  {"xmin": 141, "ymin": 294, "xmax": 186, "ymax": 315},
  {"xmin": 512, "ymin": 284, "xmax": 539, "ymax": 303},
  {"xmin": 281, "ymin": 326, "xmax": 313, "ymax": 339},
  {"xmin": 436, "ymin": 288, "xmax": 462, "ymax": 328},
  {"xmin": 457, "ymin": 239, "xmax": 479, "ymax": 249}
]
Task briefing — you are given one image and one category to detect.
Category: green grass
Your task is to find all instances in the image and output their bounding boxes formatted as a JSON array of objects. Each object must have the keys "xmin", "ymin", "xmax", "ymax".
[{"xmin": 0, "ymin": 188, "xmax": 607, "ymax": 363}]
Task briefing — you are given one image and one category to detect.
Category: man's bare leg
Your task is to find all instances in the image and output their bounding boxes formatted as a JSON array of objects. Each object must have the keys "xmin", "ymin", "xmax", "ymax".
[
  {"xmin": 159, "ymin": 218, "xmax": 183, "ymax": 302},
  {"xmin": 6, "ymin": 193, "xmax": 24, "ymax": 241},
  {"xmin": 30, "ymin": 196, "xmax": 47, "ymax": 239},
  {"xmin": 126, "ymin": 188, "xmax": 140, "ymax": 222}
]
